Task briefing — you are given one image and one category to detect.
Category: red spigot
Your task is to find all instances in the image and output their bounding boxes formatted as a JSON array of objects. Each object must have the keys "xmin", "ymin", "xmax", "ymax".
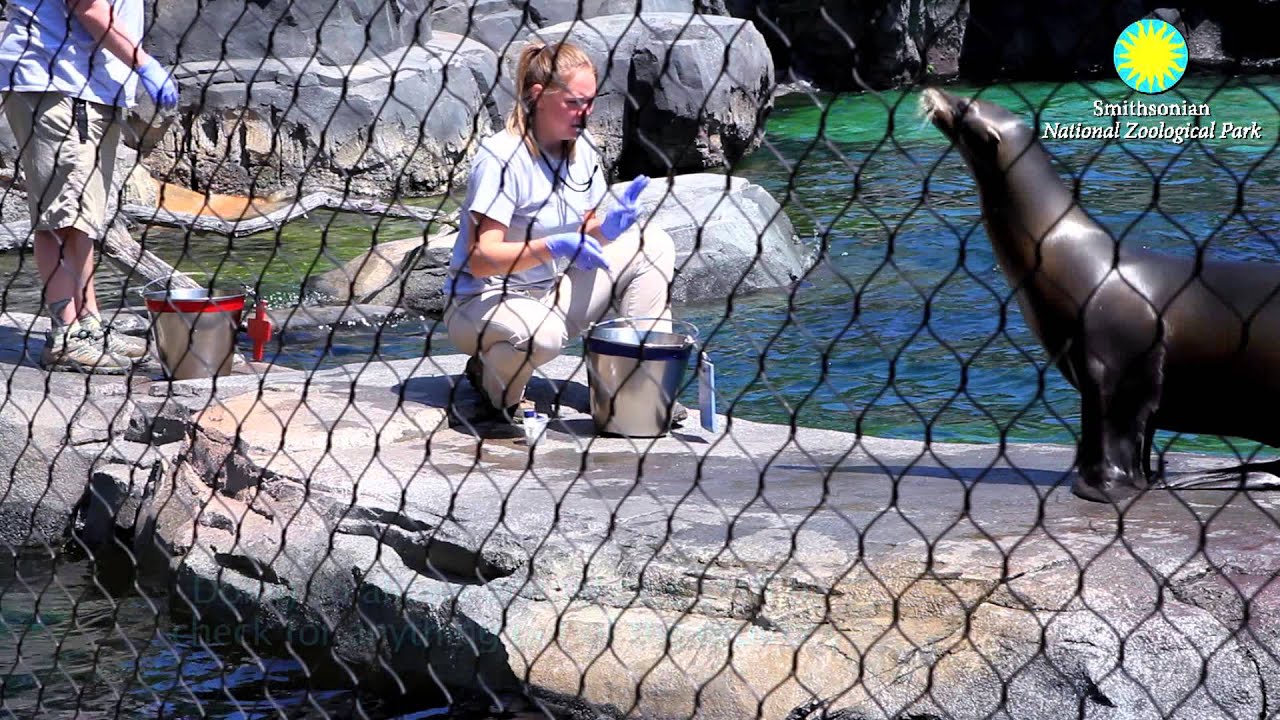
[{"xmin": 247, "ymin": 299, "xmax": 272, "ymax": 362}]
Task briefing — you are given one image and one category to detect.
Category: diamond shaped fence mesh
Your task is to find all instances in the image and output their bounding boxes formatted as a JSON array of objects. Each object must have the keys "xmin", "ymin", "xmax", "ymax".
[{"xmin": 0, "ymin": 1, "xmax": 1277, "ymax": 718}]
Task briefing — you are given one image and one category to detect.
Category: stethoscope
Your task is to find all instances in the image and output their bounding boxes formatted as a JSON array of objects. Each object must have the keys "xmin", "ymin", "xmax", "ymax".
[
  {"xmin": 537, "ymin": 148, "xmax": 597, "ymax": 230},
  {"xmin": 539, "ymin": 150, "xmax": 595, "ymax": 193}
]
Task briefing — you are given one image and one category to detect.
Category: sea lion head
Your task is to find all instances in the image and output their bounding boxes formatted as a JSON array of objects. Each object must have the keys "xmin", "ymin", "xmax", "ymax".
[{"xmin": 920, "ymin": 88, "xmax": 1036, "ymax": 179}]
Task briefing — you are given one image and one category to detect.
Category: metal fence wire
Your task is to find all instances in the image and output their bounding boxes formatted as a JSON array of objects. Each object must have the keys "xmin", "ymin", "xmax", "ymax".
[{"xmin": 0, "ymin": 1, "xmax": 1278, "ymax": 718}]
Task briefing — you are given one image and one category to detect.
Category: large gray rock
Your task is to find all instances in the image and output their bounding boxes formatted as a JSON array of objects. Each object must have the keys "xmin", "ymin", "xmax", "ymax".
[
  {"xmin": 431, "ymin": 0, "xmax": 532, "ymax": 53},
  {"xmin": 130, "ymin": 353, "xmax": 1280, "ymax": 718},
  {"xmin": 0, "ymin": 390, "xmax": 96, "ymax": 546},
  {"xmin": 147, "ymin": 0, "xmax": 431, "ymax": 66},
  {"xmin": 307, "ymin": 234, "xmax": 453, "ymax": 304},
  {"xmin": 431, "ymin": 0, "xmax": 710, "ymax": 54},
  {"xmin": 316, "ymin": 173, "xmax": 813, "ymax": 313},
  {"xmin": 0, "ymin": 313, "xmax": 220, "ymax": 548},
  {"xmin": 140, "ymin": 33, "xmax": 496, "ymax": 198},
  {"xmin": 507, "ymin": 14, "xmax": 774, "ymax": 176},
  {"xmin": 0, "ymin": 379, "xmax": 142, "ymax": 546},
  {"xmin": 615, "ymin": 172, "xmax": 813, "ymax": 302},
  {"xmin": 367, "ymin": 265, "xmax": 449, "ymax": 315}
]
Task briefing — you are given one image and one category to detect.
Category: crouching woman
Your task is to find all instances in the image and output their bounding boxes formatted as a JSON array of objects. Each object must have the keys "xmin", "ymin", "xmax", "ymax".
[{"xmin": 444, "ymin": 41, "xmax": 680, "ymax": 423}]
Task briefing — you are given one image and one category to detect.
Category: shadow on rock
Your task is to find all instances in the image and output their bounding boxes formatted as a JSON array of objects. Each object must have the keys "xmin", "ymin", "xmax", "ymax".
[
  {"xmin": 394, "ymin": 372, "xmax": 593, "ymax": 440},
  {"xmin": 0, "ymin": 326, "xmax": 44, "ymax": 368},
  {"xmin": 816, "ymin": 463, "xmax": 1073, "ymax": 487}
]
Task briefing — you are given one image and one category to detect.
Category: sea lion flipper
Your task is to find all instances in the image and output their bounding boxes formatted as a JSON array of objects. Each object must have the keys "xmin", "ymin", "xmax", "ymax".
[{"xmin": 1073, "ymin": 344, "xmax": 1164, "ymax": 501}]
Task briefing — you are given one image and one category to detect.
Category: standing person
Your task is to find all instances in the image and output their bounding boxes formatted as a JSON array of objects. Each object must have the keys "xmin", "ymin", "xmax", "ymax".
[
  {"xmin": 445, "ymin": 40, "xmax": 684, "ymax": 424},
  {"xmin": 0, "ymin": 0, "xmax": 178, "ymax": 373}
]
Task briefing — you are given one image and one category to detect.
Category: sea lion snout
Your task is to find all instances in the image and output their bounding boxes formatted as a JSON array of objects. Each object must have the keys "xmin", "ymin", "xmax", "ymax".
[
  {"xmin": 924, "ymin": 89, "xmax": 1031, "ymax": 172},
  {"xmin": 920, "ymin": 88, "xmax": 969, "ymax": 137}
]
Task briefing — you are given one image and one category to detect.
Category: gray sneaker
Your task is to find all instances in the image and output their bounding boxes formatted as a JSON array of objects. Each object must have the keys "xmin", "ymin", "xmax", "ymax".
[
  {"xmin": 78, "ymin": 314, "xmax": 147, "ymax": 360},
  {"xmin": 40, "ymin": 324, "xmax": 133, "ymax": 375}
]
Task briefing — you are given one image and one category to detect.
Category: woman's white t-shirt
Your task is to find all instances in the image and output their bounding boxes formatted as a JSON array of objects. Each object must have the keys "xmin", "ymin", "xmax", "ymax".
[
  {"xmin": 447, "ymin": 129, "xmax": 606, "ymax": 300},
  {"xmin": 0, "ymin": 0, "xmax": 144, "ymax": 108}
]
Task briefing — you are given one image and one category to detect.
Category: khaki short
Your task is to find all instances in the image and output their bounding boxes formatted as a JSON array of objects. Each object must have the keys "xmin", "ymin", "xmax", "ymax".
[{"xmin": 4, "ymin": 91, "xmax": 120, "ymax": 238}]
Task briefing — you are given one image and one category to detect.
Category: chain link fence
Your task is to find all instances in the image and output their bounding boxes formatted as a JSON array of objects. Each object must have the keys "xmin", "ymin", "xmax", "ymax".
[{"xmin": 0, "ymin": 1, "xmax": 1278, "ymax": 718}]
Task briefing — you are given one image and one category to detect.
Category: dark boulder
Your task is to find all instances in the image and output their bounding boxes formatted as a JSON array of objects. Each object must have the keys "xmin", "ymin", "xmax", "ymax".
[
  {"xmin": 148, "ymin": 0, "xmax": 432, "ymax": 66},
  {"xmin": 507, "ymin": 13, "xmax": 774, "ymax": 176},
  {"xmin": 1174, "ymin": 4, "xmax": 1280, "ymax": 71},
  {"xmin": 429, "ymin": 0, "xmax": 713, "ymax": 53},
  {"xmin": 959, "ymin": 0, "xmax": 1145, "ymax": 81},
  {"xmin": 725, "ymin": 0, "xmax": 969, "ymax": 89}
]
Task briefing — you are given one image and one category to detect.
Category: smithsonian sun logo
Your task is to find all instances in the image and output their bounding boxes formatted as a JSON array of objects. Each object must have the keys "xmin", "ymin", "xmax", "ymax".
[
  {"xmin": 1041, "ymin": 18, "xmax": 1264, "ymax": 144},
  {"xmin": 1113, "ymin": 19, "xmax": 1188, "ymax": 93}
]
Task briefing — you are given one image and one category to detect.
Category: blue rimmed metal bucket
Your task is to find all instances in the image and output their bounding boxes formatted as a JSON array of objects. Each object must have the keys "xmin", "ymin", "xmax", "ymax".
[{"xmin": 584, "ymin": 318, "xmax": 697, "ymax": 437}]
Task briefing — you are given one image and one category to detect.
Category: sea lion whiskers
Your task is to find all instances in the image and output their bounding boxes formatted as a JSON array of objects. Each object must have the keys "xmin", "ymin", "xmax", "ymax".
[
  {"xmin": 917, "ymin": 91, "xmax": 936, "ymax": 125},
  {"xmin": 919, "ymin": 88, "xmax": 950, "ymax": 126}
]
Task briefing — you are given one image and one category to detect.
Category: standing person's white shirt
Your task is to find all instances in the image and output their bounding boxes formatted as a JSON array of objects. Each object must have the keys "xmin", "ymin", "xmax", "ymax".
[
  {"xmin": 0, "ymin": 0, "xmax": 178, "ymax": 374},
  {"xmin": 0, "ymin": 0, "xmax": 142, "ymax": 107}
]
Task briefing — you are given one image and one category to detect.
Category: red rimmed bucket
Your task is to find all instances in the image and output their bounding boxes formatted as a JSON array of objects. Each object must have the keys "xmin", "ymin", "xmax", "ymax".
[{"xmin": 144, "ymin": 288, "xmax": 245, "ymax": 380}]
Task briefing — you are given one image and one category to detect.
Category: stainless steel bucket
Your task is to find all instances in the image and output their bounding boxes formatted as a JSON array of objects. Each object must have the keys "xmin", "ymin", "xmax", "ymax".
[
  {"xmin": 585, "ymin": 318, "xmax": 697, "ymax": 437},
  {"xmin": 144, "ymin": 288, "xmax": 245, "ymax": 380}
]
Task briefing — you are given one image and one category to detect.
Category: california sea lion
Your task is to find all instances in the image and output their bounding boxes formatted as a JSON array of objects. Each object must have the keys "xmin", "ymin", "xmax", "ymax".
[{"xmin": 922, "ymin": 88, "xmax": 1280, "ymax": 503}]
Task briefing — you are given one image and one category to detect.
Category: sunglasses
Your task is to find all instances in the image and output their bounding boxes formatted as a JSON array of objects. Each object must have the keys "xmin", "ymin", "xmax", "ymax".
[{"xmin": 553, "ymin": 88, "xmax": 595, "ymax": 111}]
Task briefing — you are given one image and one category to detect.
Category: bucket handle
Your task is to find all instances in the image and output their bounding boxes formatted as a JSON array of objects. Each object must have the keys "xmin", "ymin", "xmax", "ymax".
[
  {"xmin": 586, "ymin": 316, "xmax": 699, "ymax": 346},
  {"xmin": 135, "ymin": 271, "xmax": 254, "ymax": 299}
]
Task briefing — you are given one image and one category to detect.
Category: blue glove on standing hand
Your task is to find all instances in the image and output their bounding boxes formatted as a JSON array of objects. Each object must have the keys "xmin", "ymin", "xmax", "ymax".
[
  {"xmin": 599, "ymin": 174, "xmax": 650, "ymax": 241},
  {"xmin": 138, "ymin": 57, "xmax": 179, "ymax": 109},
  {"xmin": 544, "ymin": 232, "xmax": 610, "ymax": 272}
]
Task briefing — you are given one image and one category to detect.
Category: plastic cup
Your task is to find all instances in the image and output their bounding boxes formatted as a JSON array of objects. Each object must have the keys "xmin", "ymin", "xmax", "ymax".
[{"xmin": 522, "ymin": 413, "xmax": 549, "ymax": 446}]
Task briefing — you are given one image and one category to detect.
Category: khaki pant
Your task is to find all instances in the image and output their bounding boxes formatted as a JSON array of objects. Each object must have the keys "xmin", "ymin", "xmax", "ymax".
[
  {"xmin": 4, "ymin": 92, "xmax": 120, "ymax": 238},
  {"xmin": 445, "ymin": 226, "xmax": 676, "ymax": 408}
]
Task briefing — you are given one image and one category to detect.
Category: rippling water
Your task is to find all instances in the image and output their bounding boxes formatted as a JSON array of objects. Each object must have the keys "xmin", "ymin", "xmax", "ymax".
[{"xmin": 0, "ymin": 545, "xmax": 458, "ymax": 717}]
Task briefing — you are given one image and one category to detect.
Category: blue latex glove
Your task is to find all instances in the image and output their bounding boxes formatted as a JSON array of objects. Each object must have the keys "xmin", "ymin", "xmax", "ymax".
[
  {"xmin": 138, "ymin": 57, "xmax": 179, "ymax": 109},
  {"xmin": 599, "ymin": 174, "xmax": 650, "ymax": 241},
  {"xmin": 544, "ymin": 231, "xmax": 610, "ymax": 272}
]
